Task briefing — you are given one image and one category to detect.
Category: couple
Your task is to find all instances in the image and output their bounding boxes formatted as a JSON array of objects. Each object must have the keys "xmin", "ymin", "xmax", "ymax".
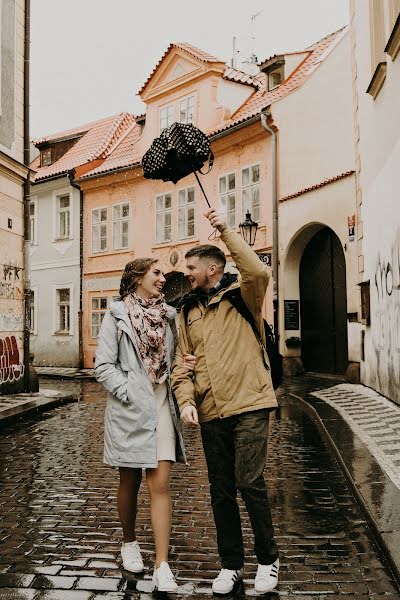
[{"xmin": 94, "ymin": 208, "xmax": 279, "ymax": 594}]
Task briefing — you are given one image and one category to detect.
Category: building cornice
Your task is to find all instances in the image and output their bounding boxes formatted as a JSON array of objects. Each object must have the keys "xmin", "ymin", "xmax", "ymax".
[
  {"xmin": 0, "ymin": 151, "xmax": 29, "ymax": 183},
  {"xmin": 385, "ymin": 12, "xmax": 400, "ymax": 60},
  {"xmin": 279, "ymin": 171, "xmax": 355, "ymax": 203},
  {"xmin": 366, "ymin": 62, "xmax": 387, "ymax": 98}
]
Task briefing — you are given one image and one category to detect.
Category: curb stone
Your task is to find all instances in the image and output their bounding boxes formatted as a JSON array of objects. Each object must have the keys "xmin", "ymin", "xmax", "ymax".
[{"xmin": 286, "ymin": 391, "xmax": 400, "ymax": 588}]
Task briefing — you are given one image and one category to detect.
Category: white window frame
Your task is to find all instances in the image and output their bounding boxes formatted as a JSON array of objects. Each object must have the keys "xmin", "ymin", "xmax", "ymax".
[
  {"xmin": 29, "ymin": 196, "xmax": 37, "ymax": 245},
  {"xmin": 155, "ymin": 193, "xmax": 173, "ymax": 244},
  {"xmin": 57, "ymin": 194, "xmax": 71, "ymax": 239},
  {"xmin": 177, "ymin": 186, "xmax": 195, "ymax": 241},
  {"xmin": 241, "ymin": 163, "xmax": 261, "ymax": 223},
  {"xmin": 52, "ymin": 187, "xmax": 73, "ymax": 241},
  {"xmin": 53, "ymin": 285, "xmax": 73, "ymax": 335},
  {"xmin": 179, "ymin": 94, "xmax": 195, "ymax": 125},
  {"xmin": 91, "ymin": 296, "xmax": 108, "ymax": 339},
  {"xmin": 112, "ymin": 202, "xmax": 130, "ymax": 250},
  {"xmin": 92, "ymin": 207, "xmax": 108, "ymax": 253},
  {"xmin": 41, "ymin": 148, "xmax": 52, "ymax": 167},
  {"xmin": 30, "ymin": 287, "xmax": 38, "ymax": 335},
  {"xmin": 160, "ymin": 103, "xmax": 175, "ymax": 132},
  {"xmin": 219, "ymin": 172, "xmax": 236, "ymax": 229},
  {"xmin": 268, "ymin": 68, "xmax": 283, "ymax": 90}
]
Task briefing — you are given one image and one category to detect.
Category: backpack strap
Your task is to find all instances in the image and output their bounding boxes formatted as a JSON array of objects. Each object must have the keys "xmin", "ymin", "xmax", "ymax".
[{"xmin": 224, "ymin": 289, "xmax": 270, "ymax": 370}]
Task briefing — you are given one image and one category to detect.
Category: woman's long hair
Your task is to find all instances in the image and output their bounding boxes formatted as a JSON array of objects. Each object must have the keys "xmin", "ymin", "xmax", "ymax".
[{"xmin": 119, "ymin": 258, "xmax": 158, "ymax": 300}]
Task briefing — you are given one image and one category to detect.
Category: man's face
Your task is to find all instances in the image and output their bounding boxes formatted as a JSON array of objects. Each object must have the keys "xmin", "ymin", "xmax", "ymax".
[{"xmin": 185, "ymin": 256, "xmax": 214, "ymax": 291}]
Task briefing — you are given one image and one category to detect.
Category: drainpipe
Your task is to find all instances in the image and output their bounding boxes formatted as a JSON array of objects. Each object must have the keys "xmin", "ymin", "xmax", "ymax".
[
  {"xmin": 23, "ymin": 0, "xmax": 32, "ymax": 391},
  {"xmin": 68, "ymin": 171, "xmax": 84, "ymax": 368},
  {"xmin": 260, "ymin": 111, "xmax": 279, "ymax": 341}
]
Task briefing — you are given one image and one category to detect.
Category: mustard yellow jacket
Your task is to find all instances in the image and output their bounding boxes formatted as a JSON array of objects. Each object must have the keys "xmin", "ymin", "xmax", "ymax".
[{"xmin": 172, "ymin": 228, "xmax": 278, "ymax": 423}]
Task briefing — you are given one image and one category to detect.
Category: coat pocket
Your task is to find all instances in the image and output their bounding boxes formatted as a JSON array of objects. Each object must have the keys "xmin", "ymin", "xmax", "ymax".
[{"xmin": 187, "ymin": 310, "xmax": 203, "ymax": 349}]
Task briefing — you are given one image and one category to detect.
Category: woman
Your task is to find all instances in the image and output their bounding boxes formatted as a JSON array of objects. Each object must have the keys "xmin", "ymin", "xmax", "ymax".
[{"xmin": 94, "ymin": 258, "xmax": 192, "ymax": 593}]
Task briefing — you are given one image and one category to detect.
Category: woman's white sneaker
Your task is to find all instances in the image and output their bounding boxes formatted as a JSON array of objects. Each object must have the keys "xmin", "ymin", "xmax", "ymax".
[
  {"xmin": 212, "ymin": 569, "xmax": 243, "ymax": 594},
  {"xmin": 152, "ymin": 561, "xmax": 178, "ymax": 593},
  {"xmin": 254, "ymin": 559, "xmax": 279, "ymax": 593},
  {"xmin": 121, "ymin": 540, "xmax": 144, "ymax": 573}
]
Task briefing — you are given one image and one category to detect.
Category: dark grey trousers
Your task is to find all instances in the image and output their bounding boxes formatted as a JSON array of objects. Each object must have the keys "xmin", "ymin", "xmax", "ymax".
[{"xmin": 201, "ymin": 409, "xmax": 279, "ymax": 570}]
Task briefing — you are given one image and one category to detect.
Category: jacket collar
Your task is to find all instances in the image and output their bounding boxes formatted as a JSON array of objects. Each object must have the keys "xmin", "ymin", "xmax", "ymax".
[{"xmin": 177, "ymin": 273, "xmax": 240, "ymax": 314}]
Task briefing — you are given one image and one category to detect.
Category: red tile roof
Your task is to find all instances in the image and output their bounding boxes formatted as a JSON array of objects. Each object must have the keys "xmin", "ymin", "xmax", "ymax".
[
  {"xmin": 80, "ymin": 124, "xmax": 142, "ymax": 179},
  {"xmin": 81, "ymin": 27, "xmax": 347, "ymax": 180},
  {"xmin": 138, "ymin": 42, "xmax": 224, "ymax": 95},
  {"xmin": 209, "ymin": 27, "xmax": 347, "ymax": 136},
  {"xmin": 31, "ymin": 113, "xmax": 136, "ymax": 182},
  {"xmin": 279, "ymin": 171, "xmax": 355, "ymax": 203},
  {"xmin": 223, "ymin": 66, "xmax": 261, "ymax": 88}
]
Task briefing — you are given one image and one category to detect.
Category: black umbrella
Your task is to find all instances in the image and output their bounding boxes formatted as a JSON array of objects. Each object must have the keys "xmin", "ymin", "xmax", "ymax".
[{"xmin": 142, "ymin": 122, "xmax": 213, "ymax": 207}]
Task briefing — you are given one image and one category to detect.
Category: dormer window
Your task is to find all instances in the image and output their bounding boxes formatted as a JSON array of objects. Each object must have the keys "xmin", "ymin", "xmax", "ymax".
[
  {"xmin": 159, "ymin": 94, "xmax": 196, "ymax": 132},
  {"xmin": 41, "ymin": 148, "xmax": 52, "ymax": 167},
  {"xmin": 259, "ymin": 55, "xmax": 285, "ymax": 91},
  {"xmin": 268, "ymin": 68, "xmax": 283, "ymax": 90},
  {"xmin": 160, "ymin": 105, "xmax": 175, "ymax": 132},
  {"xmin": 180, "ymin": 96, "xmax": 195, "ymax": 124}
]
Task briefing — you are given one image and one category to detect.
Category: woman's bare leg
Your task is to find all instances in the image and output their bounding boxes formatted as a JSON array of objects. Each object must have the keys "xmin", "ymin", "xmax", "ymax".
[
  {"xmin": 146, "ymin": 461, "xmax": 173, "ymax": 567},
  {"xmin": 118, "ymin": 467, "xmax": 142, "ymax": 543}
]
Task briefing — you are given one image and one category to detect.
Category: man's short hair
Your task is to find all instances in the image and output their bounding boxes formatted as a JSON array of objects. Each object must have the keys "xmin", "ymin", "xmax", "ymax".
[{"xmin": 185, "ymin": 244, "xmax": 226, "ymax": 270}]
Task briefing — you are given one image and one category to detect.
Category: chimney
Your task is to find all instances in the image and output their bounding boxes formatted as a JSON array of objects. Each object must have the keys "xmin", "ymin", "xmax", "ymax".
[{"xmin": 241, "ymin": 53, "xmax": 259, "ymax": 76}]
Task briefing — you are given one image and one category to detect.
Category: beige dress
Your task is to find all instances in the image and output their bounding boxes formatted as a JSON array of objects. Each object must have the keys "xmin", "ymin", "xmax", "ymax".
[{"xmin": 153, "ymin": 381, "xmax": 176, "ymax": 462}]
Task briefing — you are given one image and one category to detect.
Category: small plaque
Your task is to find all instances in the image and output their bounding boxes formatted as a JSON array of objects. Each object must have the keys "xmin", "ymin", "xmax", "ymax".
[{"xmin": 284, "ymin": 300, "xmax": 299, "ymax": 330}]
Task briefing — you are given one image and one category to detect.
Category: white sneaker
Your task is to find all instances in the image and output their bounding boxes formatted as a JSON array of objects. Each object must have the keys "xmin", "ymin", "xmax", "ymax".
[
  {"xmin": 152, "ymin": 561, "xmax": 178, "ymax": 593},
  {"xmin": 254, "ymin": 559, "xmax": 279, "ymax": 593},
  {"xmin": 212, "ymin": 568, "xmax": 243, "ymax": 594},
  {"xmin": 121, "ymin": 540, "xmax": 144, "ymax": 573}
]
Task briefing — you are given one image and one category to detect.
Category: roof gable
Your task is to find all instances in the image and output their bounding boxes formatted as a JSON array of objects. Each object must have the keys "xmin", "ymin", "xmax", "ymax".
[{"xmin": 139, "ymin": 43, "xmax": 225, "ymax": 101}]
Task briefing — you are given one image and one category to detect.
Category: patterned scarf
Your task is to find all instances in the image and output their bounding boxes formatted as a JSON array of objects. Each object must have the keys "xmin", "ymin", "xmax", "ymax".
[{"xmin": 124, "ymin": 292, "xmax": 168, "ymax": 384}]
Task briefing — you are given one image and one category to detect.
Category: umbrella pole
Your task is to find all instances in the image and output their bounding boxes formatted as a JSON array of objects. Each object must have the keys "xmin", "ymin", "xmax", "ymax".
[{"xmin": 194, "ymin": 171, "xmax": 211, "ymax": 208}]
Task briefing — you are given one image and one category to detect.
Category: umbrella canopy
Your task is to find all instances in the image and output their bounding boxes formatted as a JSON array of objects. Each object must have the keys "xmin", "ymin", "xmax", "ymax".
[{"xmin": 142, "ymin": 122, "xmax": 213, "ymax": 206}]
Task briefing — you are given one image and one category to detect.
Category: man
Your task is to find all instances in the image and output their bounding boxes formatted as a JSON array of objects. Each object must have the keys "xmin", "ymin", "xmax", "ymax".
[{"xmin": 172, "ymin": 208, "xmax": 279, "ymax": 594}]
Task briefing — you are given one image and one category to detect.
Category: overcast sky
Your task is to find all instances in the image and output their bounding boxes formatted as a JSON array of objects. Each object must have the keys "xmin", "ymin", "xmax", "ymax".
[{"xmin": 30, "ymin": 0, "xmax": 349, "ymax": 138}]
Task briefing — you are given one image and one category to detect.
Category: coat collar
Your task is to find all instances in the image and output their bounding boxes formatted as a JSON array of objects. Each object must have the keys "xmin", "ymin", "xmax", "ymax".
[{"xmin": 177, "ymin": 273, "xmax": 240, "ymax": 315}]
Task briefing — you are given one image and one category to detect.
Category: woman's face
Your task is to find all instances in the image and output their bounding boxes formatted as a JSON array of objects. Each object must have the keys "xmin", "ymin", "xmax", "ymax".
[{"xmin": 136, "ymin": 263, "xmax": 166, "ymax": 300}]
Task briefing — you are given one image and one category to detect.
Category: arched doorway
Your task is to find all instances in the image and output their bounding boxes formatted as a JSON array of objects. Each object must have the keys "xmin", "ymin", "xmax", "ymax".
[
  {"xmin": 163, "ymin": 271, "xmax": 191, "ymax": 307},
  {"xmin": 300, "ymin": 227, "xmax": 348, "ymax": 374}
]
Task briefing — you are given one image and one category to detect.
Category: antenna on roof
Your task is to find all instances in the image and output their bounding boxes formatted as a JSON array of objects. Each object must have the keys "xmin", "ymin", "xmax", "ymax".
[
  {"xmin": 250, "ymin": 9, "xmax": 263, "ymax": 63},
  {"xmin": 231, "ymin": 36, "xmax": 239, "ymax": 69}
]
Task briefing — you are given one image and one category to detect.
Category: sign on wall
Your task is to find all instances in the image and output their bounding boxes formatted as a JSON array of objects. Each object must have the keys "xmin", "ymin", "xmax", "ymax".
[
  {"xmin": 284, "ymin": 300, "xmax": 299, "ymax": 330},
  {"xmin": 348, "ymin": 214, "xmax": 355, "ymax": 242}
]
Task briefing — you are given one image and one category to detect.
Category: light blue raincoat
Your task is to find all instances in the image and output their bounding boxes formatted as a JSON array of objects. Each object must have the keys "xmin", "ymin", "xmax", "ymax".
[{"xmin": 94, "ymin": 300, "xmax": 186, "ymax": 468}]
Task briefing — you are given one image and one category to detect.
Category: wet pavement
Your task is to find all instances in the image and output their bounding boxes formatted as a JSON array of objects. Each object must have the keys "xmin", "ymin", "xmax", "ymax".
[{"xmin": 0, "ymin": 379, "xmax": 399, "ymax": 599}]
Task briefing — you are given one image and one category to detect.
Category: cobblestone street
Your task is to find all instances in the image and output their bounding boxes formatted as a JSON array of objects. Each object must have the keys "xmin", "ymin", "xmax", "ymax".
[{"xmin": 0, "ymin": 380, "xmax": 399, "ymax": 599}]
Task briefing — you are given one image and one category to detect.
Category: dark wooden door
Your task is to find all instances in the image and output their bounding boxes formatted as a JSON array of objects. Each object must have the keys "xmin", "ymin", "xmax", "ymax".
[{"xmin": 300, "ymin": 228, "xmax": 348, "ymax": 374}]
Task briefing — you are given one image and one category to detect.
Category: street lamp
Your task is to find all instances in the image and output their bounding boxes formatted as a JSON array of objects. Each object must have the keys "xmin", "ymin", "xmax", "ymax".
[{"xmin": 239, "ymin": 211, "xmax": 258, "ymax": 246}]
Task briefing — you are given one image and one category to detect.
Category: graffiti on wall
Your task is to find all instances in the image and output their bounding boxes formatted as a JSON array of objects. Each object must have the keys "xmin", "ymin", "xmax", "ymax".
[
  {"xmin": 0, "ymin": 263, "xmax": 23, "ymax": 300},
  {"xmin": 0, "ymin": 335, "xmax": 24, "ymax": 385},
  {"xmin": 373, "ymin": 228, "xmax": 400, "ymax": 402},
  {"xmin": 0, "ymin": 311, "xmax": 23, "ymax": 332}
]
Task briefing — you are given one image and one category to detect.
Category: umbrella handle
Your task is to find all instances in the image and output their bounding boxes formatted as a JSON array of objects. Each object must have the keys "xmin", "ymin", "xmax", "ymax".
[{"xmin": 194, "ymin": 171, "xmax": 211, "ymax": 208}]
